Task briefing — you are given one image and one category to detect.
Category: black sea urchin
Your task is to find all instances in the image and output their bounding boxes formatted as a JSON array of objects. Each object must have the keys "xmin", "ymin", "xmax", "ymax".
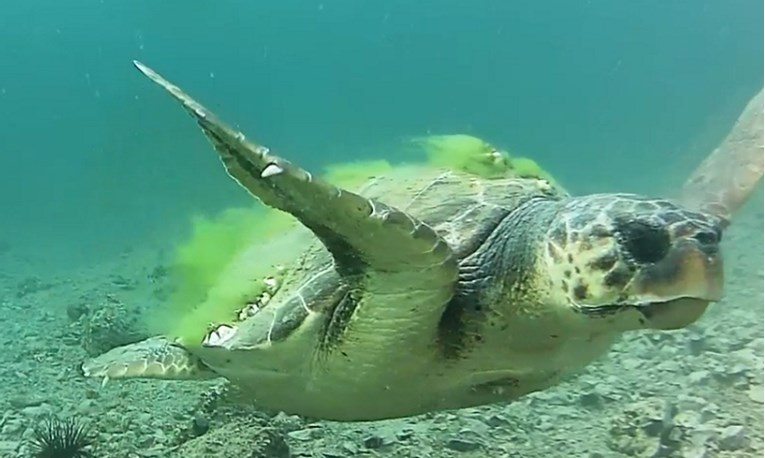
[{"xmin": 29, "ymin": 416, "xmax": 93, "ymax": 458}]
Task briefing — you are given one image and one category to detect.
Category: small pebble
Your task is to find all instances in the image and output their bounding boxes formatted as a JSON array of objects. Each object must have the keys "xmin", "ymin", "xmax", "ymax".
[
  {"xmin": 286, "ymin": 429, "xmax": 313, "ymax": 441},
  {"xmin": 687, "ymin": 370, "xmax": 711, "ymax": 386},
  {"xmin": 718, "ymin": 425, "xmax": 748, "ymax": 451},
  {"xmin": 8, "ymin": 396, "xmax": 44, "ymax": 409},
  {"xmin": 340, "ymin": 441, "xmax": 359, "ymax": 454},
  {"xmin": 76, "ymin": 399, "xmax": 97, "ymax": 415}
]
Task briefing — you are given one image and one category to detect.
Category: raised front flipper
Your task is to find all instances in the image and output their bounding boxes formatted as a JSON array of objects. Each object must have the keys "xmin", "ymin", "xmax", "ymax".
[
  {"xmin": 82, "ymin": 336, "xmax": 216, "ymax": 381},
  {"xmin": 133, "ymin": 62, "xmax": 458, "ymax": 354},
  {"xmin": 681, "ymin": 89, "xmax": 764, "ymax": 223}
]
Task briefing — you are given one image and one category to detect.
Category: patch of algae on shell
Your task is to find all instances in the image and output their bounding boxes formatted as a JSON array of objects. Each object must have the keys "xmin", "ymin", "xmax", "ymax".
[
  {"xmin": 415, "ymin": 133, "xmax": 560, "ymax": 187},
  {"xmin": 151, "ymin": 136, "xmax": 560, "ymax": 345}
]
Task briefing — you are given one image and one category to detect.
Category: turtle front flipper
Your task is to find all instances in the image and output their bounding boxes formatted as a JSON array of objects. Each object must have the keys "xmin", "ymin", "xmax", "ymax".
[
  {"xmin": 133, "ymin": 62, "xmax": 458, "ymax": 352},
  {"xmin": 681, "ymin": 89, "xmax": 763, "ymax": 223},
  {"xmin": 82, "ymin": 336, "xmax": 216, "ymax": 381}
]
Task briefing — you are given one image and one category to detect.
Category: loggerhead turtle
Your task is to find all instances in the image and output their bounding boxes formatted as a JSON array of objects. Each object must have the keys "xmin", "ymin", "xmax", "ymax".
[{"xmin": 82, "ymin": 62, "xmax": 764, "ymax": 421}]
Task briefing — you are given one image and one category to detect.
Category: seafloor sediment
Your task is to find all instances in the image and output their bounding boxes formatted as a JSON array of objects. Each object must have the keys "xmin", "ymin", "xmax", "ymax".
[{"xmin": 0, "ymin": 193, "xmax": 761, "ymax": 458}]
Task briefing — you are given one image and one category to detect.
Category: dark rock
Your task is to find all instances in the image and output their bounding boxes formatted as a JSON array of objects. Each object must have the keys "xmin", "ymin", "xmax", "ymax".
[
  {"xmin": 7, "ymin": 395, "xmax": 45, "ymax": 409},
  {"xmin": 445, "ymin": 437, "xmax": 481, "ymax": 452},
  {"xmin": 688, "ymin": 335, "xmax": 707, "ymax": 355},
  {"xmin": 191, "ymin": 414, "xmax": 209, "ymax": 437},
  {"xmin": 651, "ymin": 443, "xmax": 675, "ymax": 458},
  {"xmin": 66, "ymin": 302, "xmax": 89, "ymax": 322},
  {"xmin": 396, "ymin": 427, "xmax": 414, "ymax": 441},
  {"xmin": 642, "ymin": 417, "xmax": 667, "ymax": 437},
  {"xmin": 321, "ymin": 451, "xmax": 346, "ymax": 458},
  {"xmin": 110, "ymin": 274, "xmax": 136, "ymax": 291},
  {"xmin": 362, "ymin": 435, "xmax": 385, "ymax": 449},
  {"xmin": 484, "ymin": 413, "xmax": 511, "ymax": 427},
  {"xmin": 148, "ymin": 265, "xmax": 169, "ymax": 283},
  {"xmin": 579, "ymin": 391, "xmax": 603, "ymax": 409}
]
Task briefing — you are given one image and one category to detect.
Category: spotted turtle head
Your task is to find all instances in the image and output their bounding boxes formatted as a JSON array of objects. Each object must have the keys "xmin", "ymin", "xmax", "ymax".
[{"xmin": 543, "ymin": 193, "xmax": 724, "ymax": 331}]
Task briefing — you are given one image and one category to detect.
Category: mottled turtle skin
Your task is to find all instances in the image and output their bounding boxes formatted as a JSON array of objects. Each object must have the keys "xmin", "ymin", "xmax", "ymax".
[{"xmin": 82, "ymin": 63, "xmax": 763, "ymax": 421}]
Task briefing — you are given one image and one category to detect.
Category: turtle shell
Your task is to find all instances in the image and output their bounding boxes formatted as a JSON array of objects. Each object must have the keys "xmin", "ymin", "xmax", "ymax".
[{"xmin": 198, "ymin": 159, "xmax": 565, "ymax": 354}]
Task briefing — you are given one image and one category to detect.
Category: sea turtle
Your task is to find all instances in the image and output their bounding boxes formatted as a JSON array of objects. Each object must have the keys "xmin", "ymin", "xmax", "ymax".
[{"xmin": 82, "ymin": 62, "xmax": 764, "ymax": 421}]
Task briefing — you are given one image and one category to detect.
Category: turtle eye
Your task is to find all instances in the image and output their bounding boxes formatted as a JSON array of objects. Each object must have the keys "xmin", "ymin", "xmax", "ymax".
[
  {"xmin": 619, "ymin": 220, "xmax": 671, "ymax": 264},
  {"xmin": 693, "ymin": 228, "xmax": 721, "ymax": 246}
]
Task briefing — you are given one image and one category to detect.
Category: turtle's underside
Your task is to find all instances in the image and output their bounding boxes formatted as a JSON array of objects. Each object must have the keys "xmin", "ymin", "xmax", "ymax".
[{"xmin": 82, "ymin": 63, "xmax": 763, "ymax": 421}]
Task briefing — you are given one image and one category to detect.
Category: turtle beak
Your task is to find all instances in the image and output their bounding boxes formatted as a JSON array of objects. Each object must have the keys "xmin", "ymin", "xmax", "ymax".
[{"xmin": 635, "ymin": 298, "xmax": 712, "ymax": 330}]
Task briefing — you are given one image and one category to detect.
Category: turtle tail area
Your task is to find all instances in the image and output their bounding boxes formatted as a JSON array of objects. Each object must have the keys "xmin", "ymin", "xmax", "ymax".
[{"xmin": 81, "ymin": 337, "xmax": 215, "ymax": 381}]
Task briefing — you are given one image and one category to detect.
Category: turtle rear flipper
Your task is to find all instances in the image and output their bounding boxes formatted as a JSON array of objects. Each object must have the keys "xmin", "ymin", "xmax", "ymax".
[
  {"xmin": 681, "ymin": 89, "xmax": 764, "ymax": 222},
  {"xmin": 133, "ymin": 62, "xmax": 458, "ymax": 353},
  {"xmin": 82, "ymin": 336, "xmax": 216, "ymax": 380}
]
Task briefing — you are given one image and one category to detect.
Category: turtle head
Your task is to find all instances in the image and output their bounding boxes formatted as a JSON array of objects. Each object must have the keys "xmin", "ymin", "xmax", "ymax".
[{"xmin": 543, "ymin": 193, "xmax": 725, "ymax": 331}]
